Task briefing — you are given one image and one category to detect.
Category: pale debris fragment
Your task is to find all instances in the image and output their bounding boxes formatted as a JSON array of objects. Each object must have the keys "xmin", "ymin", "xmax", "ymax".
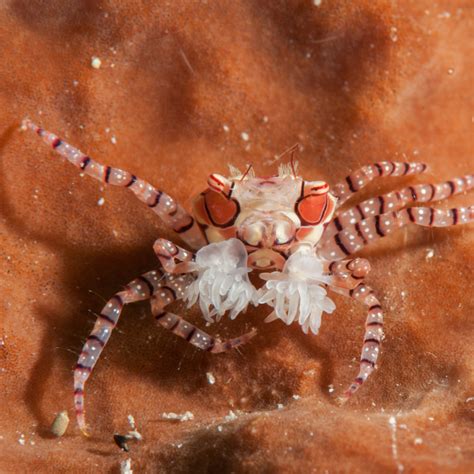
[
  {"xmin": 206, "ymin": 372, "xmax": 216, "ymax": 385},
  {"xmin": 292, "ymin": 394, "xmax": 301, "ymax": 400},
  {"xmin": 127, "ymin": 414, "xmax": 142, "ymax": 441},
  {"xmin": 388, "ymin": 416, "xmax": 404, "ymax": 473},
  {"xmin": 51, "ymin": 410, "xmax": 70, "ymax": 437},
  {"xmin": 224, "ymin": 410, "xmax": 238, "ymax": 422},
  {"xmin": 390, "ymin": 26, "xmax": 398, "ymax": 42},
  {"xmin": 161, "ymin": 411, "xmax": 194, "ymax": 422},
  {"xmin": 111, "ymin": 135, "xmax": 117, "ymax": 145},
  {"xmin": 313, "ymin": 0, "xmax": 322, "ymax": 6},
  {"xmin": 241, "ymin": 131, "xmax": 250, "ymax": 141},
  {"xmin": 18, "ymin": 434, "xmax": 26, "ymax": 446},
  {"xmin": 414, "ymin": 437, "xmax": 423, "ymax": 445},
  {"xmin": 425, "ymin": 248, "xmax": 435, "ymax": 260},
  {"xmin": 223, "ymin": 124, "xmax": 230, "ymax": 132},
  {"xmin": 91, "ymin": 56, "xmax": 102, "ymax": 69},
  {"xmin": 120, "ymin": 458, "xmax": 133, "ymax": 474},
  {"xmin": 97, "ymin": 197, "xmax": 105, "ymax": 206}
]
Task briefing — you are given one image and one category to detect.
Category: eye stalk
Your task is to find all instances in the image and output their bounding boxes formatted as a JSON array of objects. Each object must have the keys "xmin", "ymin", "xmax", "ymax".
[{"xmin": 207, "ymin": 174, "xmax": 233, "ymax": 197}]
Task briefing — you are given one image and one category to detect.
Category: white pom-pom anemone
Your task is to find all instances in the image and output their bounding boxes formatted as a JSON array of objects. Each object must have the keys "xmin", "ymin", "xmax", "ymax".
[
  {"xmin": 258, "ymin": 252, "xmax": 336, "ymax": 334},
  {"xmin": 184, "ymin": 238, "xmax": 258, "ymax": 322}
]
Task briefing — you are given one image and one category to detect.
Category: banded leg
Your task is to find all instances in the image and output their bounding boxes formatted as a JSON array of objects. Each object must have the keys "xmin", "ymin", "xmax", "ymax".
[
  {"xmin": 153, "ymin": 238, "xmax": 195, "ymax": 273},
  {"xmin": 330, "ymin": 283, "xmax": 384, "ymax": 401},
  {"xmin": 74, "ymin": 269, "xmax": 162, "ymax": 435},
  {"xmin": 325, "ymin": 174, "xmax": 474, "ymax": 239},
  {"xmin": 318, "ymin": 206, "xmax": 474, "ymax": 260},
  {"xmin": 327, "ymin": 258, "xmax": 371, "ymax": 289},
  {"xmin": 22, "ymin": 119, "xmax": 206, "ymax": 250},
  {"xmin": 151, "ymin": 276, "xmax": 257, "ymax": 353},
  {"xmin": 332, "ymin": 161, "xmax": 427, "ymax": 207}
]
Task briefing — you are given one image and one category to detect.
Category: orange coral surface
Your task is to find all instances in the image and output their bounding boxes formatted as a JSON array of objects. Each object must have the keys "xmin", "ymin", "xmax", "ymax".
[{"xmin": 0, "ymin": 1, "xmax": 473, "ymax": 472}]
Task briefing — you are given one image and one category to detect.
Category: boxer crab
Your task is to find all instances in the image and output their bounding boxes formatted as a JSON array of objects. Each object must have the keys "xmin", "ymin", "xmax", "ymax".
[{"xmin": 22, "ymin": 119, "xmax": 474, "ymax": 434}]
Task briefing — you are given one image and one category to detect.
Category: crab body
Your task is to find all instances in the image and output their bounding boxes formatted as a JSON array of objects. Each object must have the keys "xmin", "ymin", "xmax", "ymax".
[
  {"xmin": 193, "ymin": 170, "xmax": 337, "ymax": 270},
  {"xmin": 21, "ymin": 118, "xmax": 474, "ymax": 435}
]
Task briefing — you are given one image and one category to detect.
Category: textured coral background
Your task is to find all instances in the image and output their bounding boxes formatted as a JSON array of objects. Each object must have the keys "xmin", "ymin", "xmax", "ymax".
[{"xmin": 0, "ymin": 1, "xmax": 473, "ymax": 472}]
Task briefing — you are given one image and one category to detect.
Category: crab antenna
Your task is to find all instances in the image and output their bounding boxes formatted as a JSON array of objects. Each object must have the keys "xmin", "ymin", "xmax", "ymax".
[
  {"xmin": 278, "ymin": 143, "xmax": 300, "ymax": 177},
  {"xmin": 240, "ymin": 164, "xmax": 254, "ymax": 181}
]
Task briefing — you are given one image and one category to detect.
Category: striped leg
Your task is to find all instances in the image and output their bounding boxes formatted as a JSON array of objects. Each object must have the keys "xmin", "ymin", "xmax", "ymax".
[
  {"xmin": 330, "ymin": 283, "xmax": 384, "ymax": 402},
  {"xmin": 327, "ymin": 258, "xmax": 371, "ymax": 289},
  {"xmin": 22, "ymin": 119, "xmax": 206, "ymax": 250},
  {"xmin": 325, "ymin": 174, "xmax": 474, "ymax": 239},
  {"xmin": 74, "ymin": 269, "xmax": 162, "ymax": 435},
  {"xmin": 153, "ymin": 238, "xmax": 195, "ymax": 273},
  {"xmin": 332, "ymin": 161, "xmax": 427, "ymax": 207},
  {"xmin": 318, "ymin": 206, "xmax": 474, "ymax": 260},
  {"xmin": 151, "ymin": 276, "xmax": 257, "ymax": 353}
]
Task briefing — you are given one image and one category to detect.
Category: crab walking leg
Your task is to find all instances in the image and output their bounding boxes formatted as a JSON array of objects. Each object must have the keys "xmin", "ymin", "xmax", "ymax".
[
  {"xmin": 332, "ymin": 161, "xmax": 427, "ymax": 207},
  {"xmin": 22, "ymin": 119, "xmax": 206, "ymax": 250},
  {"xmin": 330, "ymin": 283, "xmax": 384, "ymax": 401},
  {"xmin": 151, "ymin": 284, "xmax": 257, "ymax": 353},
  {"xmin": 325, "ymin": 174, "xmax": 474, "ymax": 239},
  {"xmin": 318, "ymin": 206, "xmax": 474, "ymax": 260},
  {"xmin": 74, "ymin": 269, "xmax": 163, "ymax": 434},
  {"xmin": 153, "ymin": 238, "xmax": 195, "ymax": 273},
  {"xmin": 327, "ymin": 258, "xmax": 371, "ymax": 289}
]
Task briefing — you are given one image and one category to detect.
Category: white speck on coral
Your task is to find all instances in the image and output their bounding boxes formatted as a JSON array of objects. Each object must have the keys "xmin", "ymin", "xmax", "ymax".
[
  {"xmin": 224, "ymin": 410, "xmax": 238, "ymax": 422},
  {"xmin": 206, "ymin": 372, "xmax": 216, "ymax": 385},
  {"xmin": 292, "ymin": 394, "xmax": 301, "ymax": 400},
  {"xmin": 313, "ymin": 0, "xmax": 322, "ymax": 6},
  {"xmin": 223, "ymin": 124, "xmax": 230, "ymax": 132},
  {"xmin": 277, "ymin": 403, "xmax": 284, "ymax": 410},
  {"xmin": 414, "ymin": 437, "xmax": 423, "ymax": 445},
  {"xmin": 111, "ymin": 135, "xmax": 117, "ymax": 145},
  {"xmin": 97, "ymin": 197, "xmax": 105, "ymax": 206},
  {"xmin": 425, "ymin": 248, "xmax": 435, "ymax": 260},
  {"xmin": 328, "ymin": 384, "xmax": 335, "ymax": 393},
  {"xmin": 390, "ymin": 26, "xmax": 398, "ymax": 42},
  {"xmin": 91, "ymin": 57, "xmax": 102, "ymax": 69},
  {"xmin": 241, "ymin": 131, "xmax": 250, "ymax": 141}
]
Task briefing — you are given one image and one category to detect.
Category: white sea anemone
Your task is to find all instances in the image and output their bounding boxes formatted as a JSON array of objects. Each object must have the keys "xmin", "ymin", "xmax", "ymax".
[
  {"xmin": 258, "ymin": 252, "xmax": 336, "ymax": 334},
  {"xmin": 184, "ymin": 239, "xmax": 258, "ymax": 322}
]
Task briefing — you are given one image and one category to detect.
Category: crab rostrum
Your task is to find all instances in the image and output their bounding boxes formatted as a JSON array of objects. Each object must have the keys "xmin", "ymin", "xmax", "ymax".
[{"xmin": 22, "ymin": 119, "xmax": 474, "ymax": 435}]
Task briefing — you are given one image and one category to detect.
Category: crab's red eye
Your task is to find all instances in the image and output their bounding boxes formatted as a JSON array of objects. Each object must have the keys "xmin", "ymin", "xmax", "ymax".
[
  {"xmin": 203, "ymin": 189, "xmax": 240, "ymax": 227},
  {"xmin": 295, "ymin": 181, "xmax": 334, "ymax": 226}
]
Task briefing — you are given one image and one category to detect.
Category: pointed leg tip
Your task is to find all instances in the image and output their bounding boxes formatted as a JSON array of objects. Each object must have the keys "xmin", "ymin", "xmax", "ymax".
[
  {"xmin": 335, "ymin": 393, "xmax": 351, "ymax": 407},
  {"xmin": 20, "ymin": 118, "xmax": 30, "ymax": 132},
  {"xmin": 80, "ymin": 427, "xmax": 91, "ymax": 437}
]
